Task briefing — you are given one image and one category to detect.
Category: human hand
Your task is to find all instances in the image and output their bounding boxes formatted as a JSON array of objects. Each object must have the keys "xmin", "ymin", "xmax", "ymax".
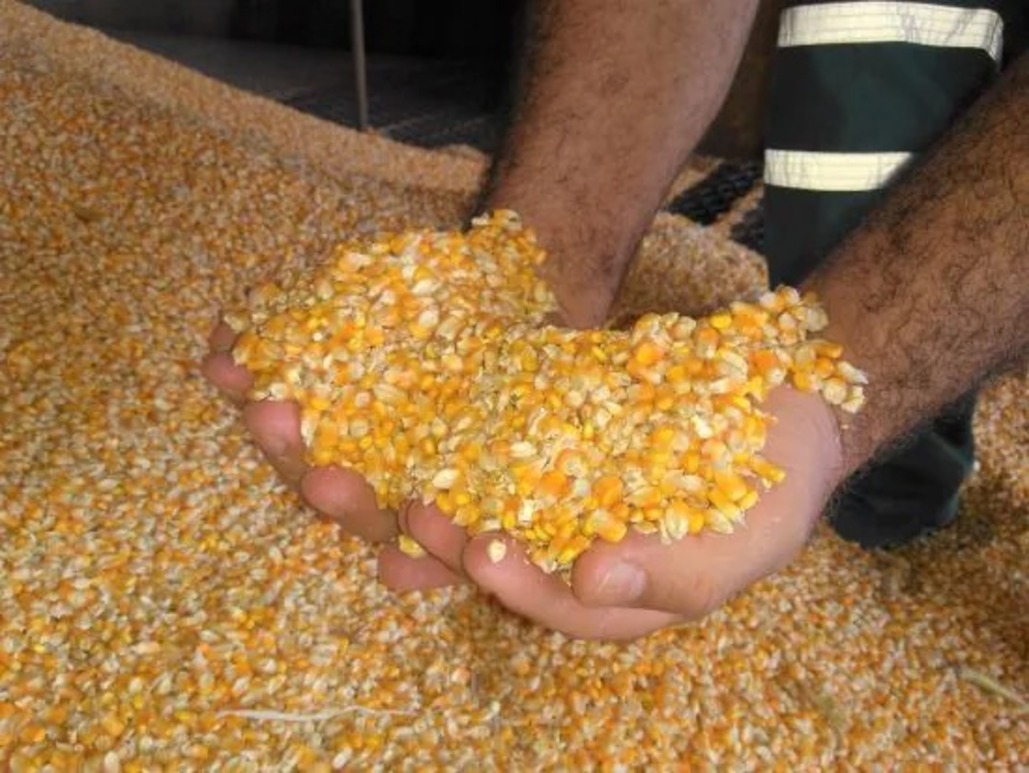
[
  {"xmin": 201, "ymin": 319, "xmax": 465, "ymax": 588},
  {"xmin": 383, "ymin": 386, "xmax": 845, "ymax": 640}
]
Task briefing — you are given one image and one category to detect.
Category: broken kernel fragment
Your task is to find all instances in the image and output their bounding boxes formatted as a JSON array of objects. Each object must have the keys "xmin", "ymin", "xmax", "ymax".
[
  {"xmin": 487, "ymin": 540, "xmax": 508, "ymax": 564},
  {"xmin": 229, "ymin": 212, "xmax": 867, "ymax": 574},
  {"xmin": 397, "ymin": 535, "xmax": 427, "ymax": 558}
]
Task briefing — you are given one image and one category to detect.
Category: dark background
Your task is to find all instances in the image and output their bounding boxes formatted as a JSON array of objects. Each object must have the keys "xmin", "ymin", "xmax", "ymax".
[
  {"xmin": 229, "ymin": 0, "xmax": 522, "ymax": 62},
  {"xmin": 31, "ymin": 0, "xmax": 523, "ymax": 60},
  {"xmin": 25, "ymin": 0, "xmax": 783, "ymax": 248},
  {"xmin": 28, "ymin": 0, "xmax": 787, "ymax": 158}
]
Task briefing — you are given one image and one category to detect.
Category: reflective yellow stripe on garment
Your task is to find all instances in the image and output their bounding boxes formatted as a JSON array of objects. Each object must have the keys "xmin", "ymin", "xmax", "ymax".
[
  {"xmin": 778, "ymin": 2, "xmax": 1005, "ymax": 62},
  {"xmin": 763, "ymin": 149, "xmax": 912, "ymax": 191}
]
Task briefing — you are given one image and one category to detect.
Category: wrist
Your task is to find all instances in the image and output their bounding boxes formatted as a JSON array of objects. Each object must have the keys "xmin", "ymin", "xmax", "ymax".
[
  {"xmin": 808, "ymin": 392, "xmax": 848, "ymax": 496},
  {"xmin": 767, "ymin": 386, "xmax": 848, "ymax": 517},
  {"xmin": 801, "ymin": 277, "xmax": 878, "ymax": 477},
  {"xmin": 478, "ymin": 190, "xmax": 638, "ymax": 329}
]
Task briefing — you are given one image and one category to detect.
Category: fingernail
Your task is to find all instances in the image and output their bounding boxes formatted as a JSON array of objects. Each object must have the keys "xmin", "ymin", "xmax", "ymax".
[
  {"xmin": 595, "ymin": 562, "xmax": 647, "ymax": 605},
  {"xmin": 209, "ymin": 324, "xmax": 233, "ymax": 353}
]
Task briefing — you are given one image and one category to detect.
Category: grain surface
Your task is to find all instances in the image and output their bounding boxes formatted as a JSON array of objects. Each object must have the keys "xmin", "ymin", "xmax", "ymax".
[{"xmin": 1, "ymin": 2, "xmax": 1026, "ymax": 768}]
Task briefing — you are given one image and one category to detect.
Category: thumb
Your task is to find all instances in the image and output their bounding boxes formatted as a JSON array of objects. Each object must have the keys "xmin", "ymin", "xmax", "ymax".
[
  {"xmin": 570, "ymin": 470, "xmax": 820, "ymax": 617},
  {"xmin": 570, "ymin": 531, "xmax": 730, "ymax": 619},
  {"xmin": 570, "ymin": 387, "xmax": 840, "ymax": 617}
]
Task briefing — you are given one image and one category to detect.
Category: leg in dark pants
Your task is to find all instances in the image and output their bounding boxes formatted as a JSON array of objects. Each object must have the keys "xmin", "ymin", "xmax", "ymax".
[
  {"xmin": 764, "ymin": 187, "xmax": 977, "ymax": 548},
  {"xmin": 758, "ymin": 2, "xmax": 1020, "ymax": 547}
]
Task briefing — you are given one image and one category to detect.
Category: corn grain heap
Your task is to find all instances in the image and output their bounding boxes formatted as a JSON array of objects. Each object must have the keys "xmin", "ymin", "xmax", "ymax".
[
  {"xmin": 1, "ymin": 2, "xmax": 1026, "ymax": 769},
  {"xmin": 227, "ymin": 212, "xmax": 866, "ymax": 571}
]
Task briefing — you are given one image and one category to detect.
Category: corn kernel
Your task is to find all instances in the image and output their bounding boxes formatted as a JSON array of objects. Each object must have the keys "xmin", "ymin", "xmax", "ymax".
[
  {"xmin": 487, "ymin": 540, "xmax": 508, "ymax": 564},
  {"xmin": 397, "ymin": 535, "xmax": 426, "ymax": 558},
  {"xmin": 229, "ymin": 214, "xmax": 866, "ymax": 575}
]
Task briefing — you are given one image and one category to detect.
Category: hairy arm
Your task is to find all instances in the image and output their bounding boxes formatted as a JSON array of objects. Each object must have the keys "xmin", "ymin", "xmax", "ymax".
[
  {"xmin": 482, "ymin": 0, "xmax": 759, "ymax": 327},
  {"xmin": 433, "ymin": 55, "xmax": 1028, "ymax": 641},
  {"xmin": 810, "ymin": 53, "xmax": 1029, "ymax": 475}
]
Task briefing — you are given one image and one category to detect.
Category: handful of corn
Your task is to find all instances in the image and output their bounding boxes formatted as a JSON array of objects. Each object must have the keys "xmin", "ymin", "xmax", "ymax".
[{"xmin": 226, "ymin": 211, "xmax": 865, "ymax": 572}]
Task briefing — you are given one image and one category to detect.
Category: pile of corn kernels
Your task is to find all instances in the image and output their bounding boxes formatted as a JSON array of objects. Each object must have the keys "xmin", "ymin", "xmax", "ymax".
[
  {"xmin": 227, "ymin": 211, "xmax": 866, "ymax": 571},
  {"xmin": 2, "ymin": 3, "xmax": 1025, "ymax": 768}
]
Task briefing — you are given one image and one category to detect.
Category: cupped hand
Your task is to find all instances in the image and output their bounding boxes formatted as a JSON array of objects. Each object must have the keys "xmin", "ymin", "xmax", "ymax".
[
  {"xmin": 386, "ymin": 386, "xmax": 845, "ymax": 640},
  {"xmin": 204, "ymin": 314, "xmax": 846, "ymax": 639},
  {"xmin": 201, "ymin": 319, "xmax": 464, "ymax": 588}
]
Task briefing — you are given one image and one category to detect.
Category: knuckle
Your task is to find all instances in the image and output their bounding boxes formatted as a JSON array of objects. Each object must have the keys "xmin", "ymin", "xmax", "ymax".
[{"xmin": 672, "ymin": 571, "xmax": 723, "ymax": 621}]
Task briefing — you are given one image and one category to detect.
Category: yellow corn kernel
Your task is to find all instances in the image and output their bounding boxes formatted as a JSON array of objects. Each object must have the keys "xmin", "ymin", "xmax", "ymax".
[
  {"xmin": 554, "ymin": 448, "xmax": 588, "ymax": 477},
  {"xmin": 632, "ymin": 340, "xmax": 665, "ymax": 367},
  {"xmin": 792, "ymin": 370, "xmax": 818, "ymax": 392},
  {"xmin": 592, "ymin": 475, "xmax": 625, "ymax": 509},
  {"xmin": 537, "ymin": 470, "xmax": 570, "ymax": 498},
  {"xmin": 812, "ymin": 340, "xmax": 844, "ymax": 358},
  {"xmin": 709, "ymin": 311, "xmax": 732, "ymax": 330},
  {"xmin": 557, "ymin": 534, "xmax": 590, "ymax": 565},
  {"xmin": 696, "ymin": 328, "xmax": 720, "ymax": 357},
  {"xmin": 687, "ymin": 509, "xmax": 707, "ymax": 534},
  {"xmin": 713, "ymin": 469, "xmax": 748, "ymax": 502},
  {"xmin": 707, "ymin": 488, "xmax": 741, "ymax": 519},
  {"xmin": 750, "ymin": 457, "xmax": 786, "ymax": 485},
  {"xmin": 684, "ymin": 452, "xmax": 701, "ymax": 474},
  {"xmin": 20, "ymin": 723, "xmax": 46, "ymax": 744},
  {"xmin": 627, "ymin": 486, "xmax": 662, "ymax": 509},
  {"xmin": 595, "ymin": 517, "xmax": 628, "ymax": 544},
  {"xmin": 738, "ymin": 489, "xmax": 759, "ymax": 511},
  {"xmin": 228, "ymin": 215, "xmax": 862, "ymax": 575},
  {"xmin": 648, "ymin": 425, "xmax": 677, "ymax": 450},
  {"xmin": 814, "ymin": 357, "xmax": 837, "ymax": 379}
]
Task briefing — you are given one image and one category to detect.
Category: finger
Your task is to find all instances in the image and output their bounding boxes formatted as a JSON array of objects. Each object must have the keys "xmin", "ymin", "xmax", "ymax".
[
  {"xmin": 377, "ymin": 544, "xmax": 464, "ymax": 592},
  {"xmin": 202, "ymin": 321, "xmax": 252, "ymax": 402},
  {"xmin": 208, "ymin": 321, "xmax": 237, "ymax": 353},
  {"xmin": 570, "ymin": 530, "xmax": 732, "ymax": 619},
  {"xmin": 462, "ymin": 534, "xmax": 676, "ymax": 641},
  {"xmin": 573, "ymin": 464, "xmax": 821, "ymax": 616},
  {"xmin": 201, "ymin": 350, "xmax": 252, "ymax": 403},
  {"xmin": 242, "ymin": 400, "xmax": 307, "ymax": 487},
  {"xmin": 300, "ymin": 465, "xmax": 397, "ymax": 542},
  {"xmin": 400, "ymin": 502, "xmax": 469, "ymax": 576}
]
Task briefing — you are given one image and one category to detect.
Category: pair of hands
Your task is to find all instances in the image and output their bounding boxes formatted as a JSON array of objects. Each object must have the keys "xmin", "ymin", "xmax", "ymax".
[{"xmin": 202, "ymin": 315, "xmax": 845, "ymax": 641}]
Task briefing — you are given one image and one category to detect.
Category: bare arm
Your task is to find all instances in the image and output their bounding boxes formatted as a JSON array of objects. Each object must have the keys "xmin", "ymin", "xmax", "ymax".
[
  {"xmin": 810, "ymin": 53, "xmax": 1029, "ymax": 475},
  {"xmin": 428, "ymin": 55, "xmax": 1029, "ymax": 640},
  {"xmin": 482, "ymin": 0, "xmax": 760, "ymax": 327}
]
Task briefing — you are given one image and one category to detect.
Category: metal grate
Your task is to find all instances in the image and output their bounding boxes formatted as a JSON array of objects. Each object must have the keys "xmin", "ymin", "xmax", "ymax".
[
  {"xmin": 383, "ymin": 111, "xmax": 502, "ymax": 151},
  {"xmin": 285, "ymin": 61, "xmax": 504, "ymax": 151},
  {"xmin": 729, "ymin": 200, "xmax": 765, "ymax": 253},
  {"xmin": 666, "ymin": 160, "xmax": 763, "ymax": 225}
]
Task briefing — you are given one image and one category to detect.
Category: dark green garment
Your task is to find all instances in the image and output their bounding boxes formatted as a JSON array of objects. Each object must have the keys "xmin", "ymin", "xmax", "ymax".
[{"xmin": 762, "ymin": 0, "xmax": 1027, "ymax": 546}]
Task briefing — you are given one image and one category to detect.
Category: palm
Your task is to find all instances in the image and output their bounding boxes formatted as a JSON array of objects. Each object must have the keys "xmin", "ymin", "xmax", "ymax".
[
  {"xmin": 391, "ymin": 387, "xmax": 842, "ymax": 640},
  {"xmin": 202, "ymin": 323, "xmax": 433, "ymax": 552},
  {"xmin": 205, "ymin": 321, "xmax": 842, "ymax": 640}
]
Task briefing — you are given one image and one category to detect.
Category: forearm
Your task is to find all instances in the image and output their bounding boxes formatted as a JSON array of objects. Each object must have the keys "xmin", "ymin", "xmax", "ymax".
[
  {"xmin": 809, "ymin": 54, "xmax": 1029, "ymax": 475},
  {"xmin": 483, "ymin": 0, "xmax": 759, "ymax": 327}
]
